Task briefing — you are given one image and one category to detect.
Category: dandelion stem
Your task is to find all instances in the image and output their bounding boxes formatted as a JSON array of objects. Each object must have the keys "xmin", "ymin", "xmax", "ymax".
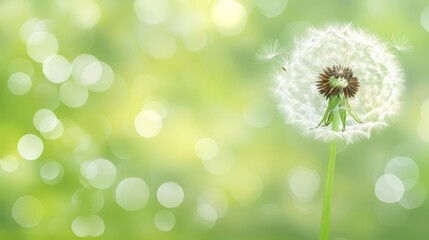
[{"xmin": 319, "ymin": 110, "xmax": 339, "ymax": 240}]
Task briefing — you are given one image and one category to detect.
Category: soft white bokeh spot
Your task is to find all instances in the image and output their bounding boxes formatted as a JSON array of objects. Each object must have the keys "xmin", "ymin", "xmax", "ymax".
[
  {"xmin": 253, "ymin": 0, "xmax": 288, "ymax": 18},
  {"xmin": 7, "ymin": 72, "xmax": 32, "ymax": 96},
  {"xmin": 115, "ymin": 178, "xmax": 150, "ymax": 211},
  {"xmin": 33, "ymin": 109, "xmax": 59, "ymax": 133},
  {"xmin": 12, "ymin": 195, "xmax": 44, "ymax": 228},
  {"xmin": 72, "ymin": 0, "xmax": 101, "ymax": 29},
  {"xmin": 26, "ymin": 32, "xmax": 59, "ymax": 63},
  {"xmin": 375, "ymin": 174, "xmax": 405, "ymax": 203},
  {"xmin": 212, "ymin": 0, "xmax": 247, "ymax": 36},
  {"xmin": 157, "ymin": 181, "xmax": 184, "ymax": 208},
  {"xmin": 420, "ymin": 6, "xmax": 429, "ymax": 32},
  {"xmin": 154, "ymin": 210, "xmax": 175, "ymax": 232},
  {"xmin": 81, "ymin": 159, "xmax": 117, "ymax": 190},
  {"xmin": 17, "ymin": 134, "xmax": 44, "ymax": 160},
  {"xmin": 20, "ymin": 18, "xmax": 47, "ymax": 42},
  {"xmin": 71, "ymin": 215, "xmax": 105, "ymax": 237},
  {"xmin": 0, "ymin": 155, "xmax": 19, "ymax": 172},
  {"xmin": 43, "ymin": 54, "xmax": 71, "ymax": 83},
  {"xmin": 40, "ymin": 161, "xmax": 64, "ymax": 185},
  {"xmin": 88, "ymin": 62, "xmax": 115, "ymax": 92},
  {"xmin": 41, "ymin": 120, "xmax": 64, "ymax": 140},
  {"xmin": 287, "ymin": 167, "xmax": 320, "ymax": 203},
  {"xmin": 197, "ymin": 204, "xmax": 218, "ymax": 222},
  {"xmin": 135, "ymin": 109, "xmax": 163, "ymax": 138},
  {"xmin": 195, "ymin": 138, "xmax": 219, "ymax": 161},
  {"xmin": 385, "ymin": 156, "xmax": 419, "ymax": 190},
  {"xmin": 81, "ymin": 60, "xmax": 102, "ymax": 86},
  {"xmin": 60, "ymin": 81, "xmax": 89, "ymax": 108},
  {"xmin": 399, "ymin": 183, "xmax": 426, "ymax": 209}
]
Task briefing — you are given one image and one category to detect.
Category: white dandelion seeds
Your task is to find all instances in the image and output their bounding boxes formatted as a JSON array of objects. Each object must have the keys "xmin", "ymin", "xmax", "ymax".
[
  {"xmin": 256, "ymin": 39, "xmax": 285, "ymax": 63},
  {"xmin": 390, "ymin": 33, "xmax": 413, "ymax": 53},
  {"xmin": 272, "ymin": 23, "xmax": 405, "ymax": 144}
]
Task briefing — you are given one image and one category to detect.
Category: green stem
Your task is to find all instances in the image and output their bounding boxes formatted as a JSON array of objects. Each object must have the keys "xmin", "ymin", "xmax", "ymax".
[{"xmin": 319, "ymin": 110, "xmax": 339, "ymax": 240}]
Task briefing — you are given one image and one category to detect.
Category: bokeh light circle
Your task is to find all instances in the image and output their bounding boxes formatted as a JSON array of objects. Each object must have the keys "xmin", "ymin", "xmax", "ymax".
[
  {"xmin": 195, "ymin": 138, "xmax": 219, "ymax": 161},
  {"xmin": 17, "ymin": 134, "xmax": 44, "ymax": 160},
  {"xmin": 20, "ymin": 18, "xmax": 47, "ymax": 42},
  {"xmin": 60, "ymin": 81, "xmax": 89, "ymax": 108},
  {"xmin": 375, "ymin": 174, "xmax": 405, "ymax": 203},
  {"xmin": 33, "ymin": 109, "xmax": 59, "ymax": 133},
  {"xmin": 43, "ymin": 54, "xmax": 71, "ymax": 83},
  {"xmin": 0, "ymin": 155, "xmax": 19, "ymax": 172},
  {"xmin": 287, "ymin": 167, "xmax": 320, "ymax": 203},
  {"xmin": 40, "ymin": 161, "xmax": 64, "ymax": 185},
  {"xmin": 157, "ymin": 181, "xmax": 184, "ymax": 208},
  {"xmin": 212, "ymin": 0, "xmax": 247, "ymax": 36},
  {"xmin": 384, "ymin": 156, "xmax": 419, "ymax": 190},
  {"xmin": 81, "ymin": 159, "xmax": 117, "ymax": 190},
  {"xmin": 12, "ymin": 195, "xmax": 44, "ymax": 228},
  {"xmin": 135, "ymin": 109, "xmax": 163, "ymax": 138},
  {"xmin": 399, "ymin": 183, "xmax": 426, "ymax": 209},
  {"xmin": 420, "ymin": 6, "xmax": 429, "ymax": 32},
  {"xmin": 197, "ymin": 204, "xmax": 218, "ymax": 221},
  {"xmin": 71, "ymin": 215, "xmax": 105, "ymax": 237},
  {"xmin": 253, "ymin": 0, "xmax": 288, "ymax": 18},
  {"xmin": 88, "ymin": 62, "xmax": 115, "ymax": 92},
  {"xmin": 115, "ymin": 178, "xmax": 150, "ymax": 211},
  {"xmin": 154, "ymin": 210, "xmax": 175, "ymax": 232},
  {"xmin": 41, "ymin": 120, "xmax": 64, "ymax": 140},
  {"xmin": 26, "ymin": 32, "xmax": 59, "ymax": 63},
  {"xmin": 7, "ymin": 72, "xmax": 32, "ymax": 96},
  {"xmin": 72, "ymin": 0, "xmax": 101, "ymax": 29}
]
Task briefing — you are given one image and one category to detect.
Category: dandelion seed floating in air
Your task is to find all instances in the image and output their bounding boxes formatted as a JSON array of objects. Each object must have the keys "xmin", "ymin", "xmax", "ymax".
[{"xmin": 270, "ymin": 23, "xmax": 405, "ymax": 144}]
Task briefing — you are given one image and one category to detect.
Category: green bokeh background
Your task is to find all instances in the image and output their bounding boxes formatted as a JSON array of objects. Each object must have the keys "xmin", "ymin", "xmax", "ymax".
[{"xmin": 1, "ymin": 0, "xmax": 429, "ymax": 239}]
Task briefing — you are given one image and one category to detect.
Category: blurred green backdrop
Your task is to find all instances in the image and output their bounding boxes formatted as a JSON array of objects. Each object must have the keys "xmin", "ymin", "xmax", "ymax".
[{"xmin": 1, "ymin": 0, "xmax": 429, "ymax": 239}]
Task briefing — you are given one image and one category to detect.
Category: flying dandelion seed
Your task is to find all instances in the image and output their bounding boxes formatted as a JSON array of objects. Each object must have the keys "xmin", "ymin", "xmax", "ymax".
[
  {"xmin": 390, "ymin": 33, "xmax": 413, "ymax": 53},
  {"xmin": 272, "ymin": 23, "xmax": 405, "ymax": 144},
  {"xmin": 256, "ymin": 39, "xmax": 285, "ymax": 63}
]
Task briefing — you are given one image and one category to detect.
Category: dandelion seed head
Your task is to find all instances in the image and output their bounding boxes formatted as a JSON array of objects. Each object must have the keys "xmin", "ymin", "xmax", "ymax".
[
  {"xmin": 256, "ymin": 39, "xmax": 285, "ymax": 63},
  {"xmin": 272, "ymin": 23, "xmax": 405, "ymax": 144}
]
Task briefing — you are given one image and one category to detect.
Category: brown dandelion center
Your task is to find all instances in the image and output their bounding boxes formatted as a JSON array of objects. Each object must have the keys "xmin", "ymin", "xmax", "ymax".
[{"xmin": 316, "ymin": 65, "xmax": 360, "ymax": 99}]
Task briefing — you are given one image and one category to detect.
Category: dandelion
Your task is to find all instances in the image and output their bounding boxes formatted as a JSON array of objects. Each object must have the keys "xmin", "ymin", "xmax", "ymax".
[
  {"xmin": 273, "ymin": 23, "xmax": 404, "ymax": 144},
  {"xmin": 264, "ymin": 23, "xmax": 405, "ymax": 239}
]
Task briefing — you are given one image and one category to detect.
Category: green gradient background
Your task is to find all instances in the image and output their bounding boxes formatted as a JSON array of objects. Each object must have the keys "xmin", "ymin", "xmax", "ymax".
[{"xmin": 1, "ymin": 0, "xmax": 429, "ymax": 239}]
